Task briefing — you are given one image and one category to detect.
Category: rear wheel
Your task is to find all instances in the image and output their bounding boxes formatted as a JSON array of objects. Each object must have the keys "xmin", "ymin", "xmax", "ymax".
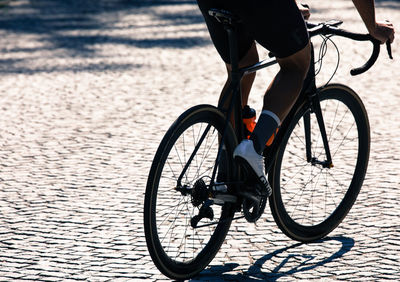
[
  {"xmin": 270, "ymin": 84, "xmax": 370, "ymax": 242},
  {"xmin": 144, "ymin": 105, "xmax": 237, "ymax": 280}
]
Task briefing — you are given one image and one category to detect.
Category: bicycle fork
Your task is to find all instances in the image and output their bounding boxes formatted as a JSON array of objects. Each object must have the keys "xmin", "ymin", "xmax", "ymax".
[
  {"xmin": 304, "ymin": 93, "xmax": 334, "ymax": 169},
  {"xmin": 301, "ymin": 42, "xmax": 333, "ymax": 169}
]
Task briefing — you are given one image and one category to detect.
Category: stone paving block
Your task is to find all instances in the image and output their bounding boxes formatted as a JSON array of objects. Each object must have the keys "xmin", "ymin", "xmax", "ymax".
[{"xmin": 1, "ymin": 0, "xmax": 400, "ymax": 281}]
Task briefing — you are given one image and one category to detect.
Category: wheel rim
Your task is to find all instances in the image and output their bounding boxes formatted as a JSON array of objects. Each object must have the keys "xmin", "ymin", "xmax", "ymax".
[
  {"xmin": 154, "ymin": 120, "xmax": 228, "ymax": 264},
  {"xmin": 278, "ymin": 95, "xmax": 361, "ymax": 227}
]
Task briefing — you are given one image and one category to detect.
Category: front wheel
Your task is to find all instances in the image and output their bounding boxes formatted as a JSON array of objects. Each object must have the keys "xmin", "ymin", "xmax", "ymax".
[
  {"xmin": 144, "ymin": 105, "xmax": 237, "ymax": 280},
  {"xmin": 270, "ymin": 84, "xmax": 370, "ymax": 242}
]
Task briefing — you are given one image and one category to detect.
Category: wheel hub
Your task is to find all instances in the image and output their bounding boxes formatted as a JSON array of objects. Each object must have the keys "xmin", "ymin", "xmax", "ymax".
[{"xmin": 311, "ymin": 157, "xmax": 333, "ymax": 168}]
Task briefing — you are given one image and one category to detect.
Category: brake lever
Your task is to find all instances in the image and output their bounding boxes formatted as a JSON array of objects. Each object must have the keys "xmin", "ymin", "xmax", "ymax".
[{"xmin": 386, "ymin": 41, "xmax": 393, "ymax": 59}]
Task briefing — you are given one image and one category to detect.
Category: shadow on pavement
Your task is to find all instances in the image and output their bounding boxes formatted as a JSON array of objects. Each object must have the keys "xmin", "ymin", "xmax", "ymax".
[
  {"xmin": 0, "ymin": 0, "xmax": 207, "ymax": 74},
  {"xmin": 0, "ymin": 0, "xmax": 205, "ymax": 51},
  {"xmin": 193, "ymin": 236, "xmax": 355, "ymax": 281},
  {"xmin": 375, "ymin": 0, "xmax": 400, "ymax": 9}
]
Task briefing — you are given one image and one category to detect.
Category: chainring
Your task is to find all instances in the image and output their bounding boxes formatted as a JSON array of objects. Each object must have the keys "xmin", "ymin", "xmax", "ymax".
[{"xmin": 242, "ymin": 189, "xmax": 267, "ymax": 222}]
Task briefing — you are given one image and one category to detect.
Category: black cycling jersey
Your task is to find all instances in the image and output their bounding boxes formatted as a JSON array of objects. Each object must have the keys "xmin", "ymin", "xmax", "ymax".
[{"xmin": 197, "ymin": 0, "xmax": 309, "ymax": 63}]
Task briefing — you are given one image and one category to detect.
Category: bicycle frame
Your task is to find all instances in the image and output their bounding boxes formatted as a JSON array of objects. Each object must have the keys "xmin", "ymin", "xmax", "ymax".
[
  {"xmin": 213, "ymin": 24, "xmax": 333, "ymax": 190},
  {"xmin": 179, "ymin": 18, "xmax": 389, "ymax": 192},
  {"xmin": 145, "ymin": 12, "xmax": 394, "ymax": 279}
]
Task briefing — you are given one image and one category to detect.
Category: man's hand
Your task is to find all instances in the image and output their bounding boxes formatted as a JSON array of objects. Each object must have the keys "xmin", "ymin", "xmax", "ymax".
[
  {"xmin": 369, "ymin": 20, "xmax": 395, "ymax": 44},
  {"xmin": 352, "ymin": 0, "xmax": 395, "ymax": 44},
  {"xmin": 297, "ymin": 3, "xmax": 310, "ymax": 20}
]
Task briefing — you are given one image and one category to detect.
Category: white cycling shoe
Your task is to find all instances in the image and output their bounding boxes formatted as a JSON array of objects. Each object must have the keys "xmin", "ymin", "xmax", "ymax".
[{"xmin": 233, "ymin": 139, "xmax": 272, "ymax": 197}]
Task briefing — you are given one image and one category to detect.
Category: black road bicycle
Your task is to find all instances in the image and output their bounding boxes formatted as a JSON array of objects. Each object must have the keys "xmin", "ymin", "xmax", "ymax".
[{"xmin": 144, "ymin": 9, "xmax": 393, "ymax": 280}]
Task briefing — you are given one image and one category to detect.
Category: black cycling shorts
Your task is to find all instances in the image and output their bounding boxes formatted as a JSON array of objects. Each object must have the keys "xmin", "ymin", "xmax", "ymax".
[{"xmin": 196, "ymin": 0, "xmax": 309, "ymax": 63}]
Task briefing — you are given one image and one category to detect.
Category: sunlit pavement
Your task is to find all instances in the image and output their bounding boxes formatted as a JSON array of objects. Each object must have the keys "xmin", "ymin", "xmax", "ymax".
[{"xmin": 0, "ymin": 0, "xmax": 399, "ymax": 280}]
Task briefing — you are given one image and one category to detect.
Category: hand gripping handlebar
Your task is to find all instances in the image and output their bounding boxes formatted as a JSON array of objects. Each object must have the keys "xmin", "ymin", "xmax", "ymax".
[{"xmin": 307, "ymin": 21, "xmax": 393, "ymax": 76}]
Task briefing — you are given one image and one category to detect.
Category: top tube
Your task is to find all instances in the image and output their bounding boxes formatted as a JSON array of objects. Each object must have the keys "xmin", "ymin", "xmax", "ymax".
[{"xmin": 240, "ymin": 20, "xmax": 391, "ymax": 76}]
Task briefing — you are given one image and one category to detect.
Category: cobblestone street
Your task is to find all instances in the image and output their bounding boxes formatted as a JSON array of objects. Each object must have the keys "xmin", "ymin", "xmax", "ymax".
[{"xmin": 0, "ymin": 0, "xmax": 399, "ymax": 280}]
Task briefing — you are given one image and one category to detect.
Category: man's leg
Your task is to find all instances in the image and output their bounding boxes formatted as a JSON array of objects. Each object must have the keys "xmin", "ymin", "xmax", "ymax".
[
  {"xmin": 264, "ymin": 42, "xmax": 311, "ymax": 120},
  {"xmin": 215, "ymin": 42, "xmax": 258, "ymax": 190},
  {"xmin": 233, "ymin": 42, "xmax": 311, "ymax": 193},
  {"xmin": 218, "ymin": 42, "xmax": 259, "ymax": 126},
  {"xmin": 250, "ymin": 42, "xmax": 311, "ymax": 154}
]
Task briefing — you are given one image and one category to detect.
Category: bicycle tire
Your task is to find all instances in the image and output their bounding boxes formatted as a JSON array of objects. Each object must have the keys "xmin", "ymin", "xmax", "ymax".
[
  {"xmin": 269, "ymin": 84, "xmax": 370, "ymax": 242},
  {"xmin": 144, "ymin": 104, "xmax": 238, "ymax": 280}
]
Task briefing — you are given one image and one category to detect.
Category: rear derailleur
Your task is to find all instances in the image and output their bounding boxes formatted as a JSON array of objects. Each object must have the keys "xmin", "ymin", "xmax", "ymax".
[{"xmin": 190, "ymin": 178, "xmax": 214, "ymax": 228}]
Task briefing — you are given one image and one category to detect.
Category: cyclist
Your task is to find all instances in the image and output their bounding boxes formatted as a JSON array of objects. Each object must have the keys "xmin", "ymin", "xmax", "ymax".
[{"xmin": 196, "ymin": 0, "xmax": 394, "ymax": 192}]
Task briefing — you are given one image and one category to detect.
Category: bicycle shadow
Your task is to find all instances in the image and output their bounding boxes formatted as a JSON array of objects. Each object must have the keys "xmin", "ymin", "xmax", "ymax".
[{"xmin": 192, "ymin": 236, "xmax": 355, "ymax": 281}]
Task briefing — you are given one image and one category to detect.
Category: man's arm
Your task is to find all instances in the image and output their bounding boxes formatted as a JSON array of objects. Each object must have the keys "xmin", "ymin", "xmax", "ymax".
[
  {"xmin": 295, "ymin": 1, "xmax": 311, "ymax": 20},
  {"xmin": 352, "ymin": 0, "xmax": 376, "ymax": 32},
  {"xmin": 352, "ymin": 0, "xmax": 394, "ymax": 43}
]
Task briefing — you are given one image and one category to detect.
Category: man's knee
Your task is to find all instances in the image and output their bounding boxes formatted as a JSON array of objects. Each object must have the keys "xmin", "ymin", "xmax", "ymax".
[
  {"xmin": 277, "ymin": 42, "xmax": 311, "ymax": 80},
  {"xmin": 239, "ymin": 42, "xmax": 259, "ymax": 68},
  {"xmin": 226, "ymin": 42, "xmax": 259, "ymax": 73}
]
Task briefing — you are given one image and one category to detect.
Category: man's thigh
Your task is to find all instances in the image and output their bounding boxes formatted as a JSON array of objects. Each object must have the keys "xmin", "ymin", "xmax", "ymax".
[
  {"xmin": 234, "ymin": 0, "xmax": 309, "ymax": 58},
  {"xmin": 196, "ymin": 0, "xmax": 254, "ymax": 64}
]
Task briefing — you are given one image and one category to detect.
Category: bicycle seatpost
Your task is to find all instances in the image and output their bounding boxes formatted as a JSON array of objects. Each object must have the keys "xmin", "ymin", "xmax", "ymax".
[{"xmin": 225, "ymin": 25, "xmax": 239, "ymax": 74}]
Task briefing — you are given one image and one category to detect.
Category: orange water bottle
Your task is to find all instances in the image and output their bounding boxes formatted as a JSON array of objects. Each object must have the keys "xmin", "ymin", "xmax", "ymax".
[
  {"xmin": 243, "ymin": 105, "xmax": 278, "ymax": 146},
  {"xmin": 242, "ymin": 105, "xmax": 256, "ymax": 139}
]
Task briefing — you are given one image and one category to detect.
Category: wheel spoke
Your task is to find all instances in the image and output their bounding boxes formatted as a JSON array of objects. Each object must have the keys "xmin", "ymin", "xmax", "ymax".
[
  {"xmin": 273, "ymin": 86, "xmax": 369, "ymax": 241},
  {"xmin": 145, "ymin": 108, "xmax": 234, "ymax": 272}
]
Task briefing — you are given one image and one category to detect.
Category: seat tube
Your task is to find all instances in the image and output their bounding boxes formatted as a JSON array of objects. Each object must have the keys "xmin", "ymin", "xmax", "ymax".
[
  {"xmin": 225, "ymin": 25, "xmax": 244, "ymax": 139},
  {"xmin": 225, "ymin": 25, "xmax": 239, "ymax": 72}
]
